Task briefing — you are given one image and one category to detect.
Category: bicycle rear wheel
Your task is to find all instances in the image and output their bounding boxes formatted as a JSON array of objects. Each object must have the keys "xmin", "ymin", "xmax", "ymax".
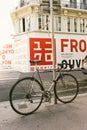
[
  {"xmin": 54, "ymin": 74, "xmax": 79, "ymax": 103},
  {"xmin": 9, "ymin": 77, "xmax": 43, "ymax": 115}
]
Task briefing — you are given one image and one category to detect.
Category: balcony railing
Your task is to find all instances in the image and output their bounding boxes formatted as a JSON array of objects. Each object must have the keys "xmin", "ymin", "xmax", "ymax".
[
  {"xmin": 27, "ymin": 0, "xmax": 40, "ymax": 6},
  {"xmin": 15, "ymin": 0, "xmax": 87, "ymax": 11},
  {"xmin": 61, "ymin": 0, "xmax": 87, "ymax": 10},
  {"xmin": 15, "ymin": 0, "xmax": 40, "ymax": 9}
]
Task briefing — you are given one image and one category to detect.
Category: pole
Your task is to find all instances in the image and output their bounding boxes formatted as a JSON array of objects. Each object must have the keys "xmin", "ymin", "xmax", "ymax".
[{"xmin": 50, "ymin": 0, "xmax": 57, "ymax": 104}]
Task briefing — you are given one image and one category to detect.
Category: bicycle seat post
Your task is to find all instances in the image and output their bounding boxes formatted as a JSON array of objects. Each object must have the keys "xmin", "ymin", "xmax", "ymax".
[
  {"xmin": 36, "ymin": 65, "xmax": 44, "ymax": 88},
  {"xmin": 30, "ymin": 60, "xmax": 44, "ymax": 87}
]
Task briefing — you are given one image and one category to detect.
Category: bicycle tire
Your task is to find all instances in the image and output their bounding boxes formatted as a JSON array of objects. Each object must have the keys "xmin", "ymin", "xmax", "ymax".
[
  {"xmin": 9, "ymin": 77, "xmax": 43, "ymax": 115},
  {"xmin": 54, "ymin": 74, "xmax": 79, "ymax": 103}
]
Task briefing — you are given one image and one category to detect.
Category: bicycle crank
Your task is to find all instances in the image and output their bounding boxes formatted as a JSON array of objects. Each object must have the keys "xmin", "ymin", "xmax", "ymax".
[{"xmin": 43, "ymin": 91, "xmax": 52, "ymax": 102}]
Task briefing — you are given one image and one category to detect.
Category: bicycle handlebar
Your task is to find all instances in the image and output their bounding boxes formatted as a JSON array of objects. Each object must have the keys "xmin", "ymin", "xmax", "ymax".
[
  {"xmin": 58, "ymin": 63, "xmax": 74, "ymax": 71},
  {"xmin": 29, "ymin": 59, "xmax": 73, "ymax": 71}
]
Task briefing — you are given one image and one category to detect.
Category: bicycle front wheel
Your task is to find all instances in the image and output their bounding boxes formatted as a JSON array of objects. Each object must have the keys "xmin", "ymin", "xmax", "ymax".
[
  {"xmin": 9, "ymin": 77, "xmax": 43, "ymax": 115},
  {"xmin": 54, "ymin": 74, "xmax": 79, "ymax": 103}
]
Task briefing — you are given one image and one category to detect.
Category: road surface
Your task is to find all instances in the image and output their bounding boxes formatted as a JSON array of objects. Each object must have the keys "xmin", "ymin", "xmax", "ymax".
[{"xmin": 0, "ymin": 70, "xmax": 87, "ymax": 102}]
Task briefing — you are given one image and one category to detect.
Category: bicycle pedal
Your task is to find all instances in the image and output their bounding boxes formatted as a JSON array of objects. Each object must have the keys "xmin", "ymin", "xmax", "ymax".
[
  {"xmin": 43, "ymin": 98, "xmax": 51, "ymax": 103},
  {"xmin": 30, "ymin": 100, "xmax": 33, "ymax": 103},
  {"xmin": 49, "ymin": 99, "xmax": 51, "ymax": 103}
]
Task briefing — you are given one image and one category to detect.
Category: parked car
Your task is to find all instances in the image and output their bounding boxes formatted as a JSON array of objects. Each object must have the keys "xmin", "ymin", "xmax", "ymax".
[{"xmin": 81, "ymin": 55, "xmax": 87, "ymax": 74}]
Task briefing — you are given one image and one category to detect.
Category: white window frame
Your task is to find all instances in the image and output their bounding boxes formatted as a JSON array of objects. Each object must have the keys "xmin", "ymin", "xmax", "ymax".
[
  {"xmin": 54, "ymin": 15, "xmax": 61, "ymax": 31},
  {"xmin": 38, "ymin": 14, "xmax": 49, "ymax": 31}
]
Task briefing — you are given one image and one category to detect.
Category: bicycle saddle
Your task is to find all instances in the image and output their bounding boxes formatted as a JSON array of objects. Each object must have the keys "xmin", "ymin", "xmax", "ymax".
[{"xmin": 30, "ymin": 60, "xmax": 42, "ymax": 64}]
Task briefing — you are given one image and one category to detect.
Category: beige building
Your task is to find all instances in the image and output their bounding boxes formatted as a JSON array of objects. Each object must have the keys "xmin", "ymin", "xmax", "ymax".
[{"xmin": 11, "ymin": 0, "xmax": 87, "ymax": 72}]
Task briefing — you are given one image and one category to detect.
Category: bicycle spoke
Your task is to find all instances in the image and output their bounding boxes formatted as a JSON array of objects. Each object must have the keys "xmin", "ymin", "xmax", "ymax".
[
  {"xmin": 54, "ymin": 74, "xmax": 79, "ymax": 103},
  {"xmin": 9, "ymin": 77, "xmax": 43, "ymax": 115}
]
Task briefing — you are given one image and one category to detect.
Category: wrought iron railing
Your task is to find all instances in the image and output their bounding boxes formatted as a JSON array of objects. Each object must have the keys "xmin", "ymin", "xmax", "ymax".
[
  {"xmin": 61, "ymin": 0, "xmax": 87, "ymax": 10},
  {"xmin": 15, "ymin": 0, "xmax": 87, "ymax": 11}
]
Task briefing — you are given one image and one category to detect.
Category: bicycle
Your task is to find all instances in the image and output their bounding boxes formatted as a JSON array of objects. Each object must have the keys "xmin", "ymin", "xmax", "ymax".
[{"xmin": 9, "ymin": 60, "xmax": 79, "ymax": 115}]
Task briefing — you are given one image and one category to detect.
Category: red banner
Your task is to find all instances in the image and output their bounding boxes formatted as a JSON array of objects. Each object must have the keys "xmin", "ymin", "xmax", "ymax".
[{"xmin": 29, "ymin": 38, "xmax": 56, "ymax": 66}]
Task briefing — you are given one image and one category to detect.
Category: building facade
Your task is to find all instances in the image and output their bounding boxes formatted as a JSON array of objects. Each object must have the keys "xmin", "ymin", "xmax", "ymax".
[{"xmin": 11, "ymin": 0, "xmax": 87, "ymax": 72}]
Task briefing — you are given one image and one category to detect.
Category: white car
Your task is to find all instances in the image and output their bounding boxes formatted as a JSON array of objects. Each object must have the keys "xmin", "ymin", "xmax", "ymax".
[{"xmin": 81, "ymin": 55, "xmax": 87, "ymax": 74}]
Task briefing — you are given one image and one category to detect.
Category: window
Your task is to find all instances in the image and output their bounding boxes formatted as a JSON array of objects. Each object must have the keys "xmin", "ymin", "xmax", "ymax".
[
  {"xmin": 67, "ymin": 17, "xmax": 70, "ymax": 32},
  {"xmin": 58, "ymin": 16, "xmax": 61, "ymax": 31},
  {"xmin": 67, "ymin": 17, "xmax": 78, "ymax": 33},
  {"xmin": 38, "ymin": 14, "xmax": 49, "ymax": 30},
  {"xmin": 54, "ymin": 16, "xmax": 61, "ymax": 31},
  {"xmin": 38, "ymin": 15, "xmax": 42, "ymax": 29},
  {"xmin": 26, "ymin": 16, "xmax": 31, "ymax": 31},
  {"xmin": 46, "ymin": 15, "xmax": 49, "ymax": 30},
  {"xmin": 18, "ymin": 17, "xmax": 26, "ymax": 33},
  {"xmin": 18, "ymin": 16, "xmax": 31, "ymax": 33},
  {"xmin": 74, "ymin": 18, "xmax": 77, "ymax": 32},
  {"xmin": 85, "ymin": 19, "xmax": 87, "ymax": 32},
  {"xmin": 19, "ymin": 18, "xmax": 22, "ymax": 33},
  {"xmin": 23, "ymin": 18, "xmax": 25, "ymax": 32},
  {"xmin": 80, "ymin": 18, "xmax": 85, "ymax": 32},
  {"xmin": 70, "ymin": 0, "xmax": 77, "ymax": 8}
]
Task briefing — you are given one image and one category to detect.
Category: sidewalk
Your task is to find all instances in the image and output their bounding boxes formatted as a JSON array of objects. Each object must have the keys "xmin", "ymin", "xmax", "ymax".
[
  {"xmin": 0, "ymin": 94, "xmax": 87, "ymax": 130},
  {"xmin": 0, "ymin": 71, "xmax": 21, "ymax": 80}
]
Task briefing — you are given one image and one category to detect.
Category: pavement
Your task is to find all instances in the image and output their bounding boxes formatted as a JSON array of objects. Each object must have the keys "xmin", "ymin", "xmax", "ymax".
[
  {"xmin": 0, "ymin": 71, "xmax": 21, "ymax": 80},
  {"xmin": 0, "ymin": 93, "xmax": 87, "ymax": 130},
  {"xmin": 0, "ymin": 69, "xmax": 87, "ymax": 81}
]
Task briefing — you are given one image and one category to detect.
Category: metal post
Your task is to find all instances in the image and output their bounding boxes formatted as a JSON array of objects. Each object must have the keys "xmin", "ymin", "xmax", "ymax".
[{"xmin": 50, "ymin": 0, "xmax": 57, "ymax": 104}]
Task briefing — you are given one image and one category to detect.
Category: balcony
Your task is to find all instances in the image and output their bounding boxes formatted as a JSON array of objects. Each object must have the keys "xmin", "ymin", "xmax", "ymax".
[
  {"xmin": 61, "ymin": 0, "xmax": 87, "ymax": 10},
  {"xmin": 14, "ymin": 0, "xmax": 87, "ymax": 11},
  {"xmin": 27, "ymin": 0, "xmax": 40, "ymax": 6},
  {"xmin": 15, "ymin": 0, "xmax": 61, "ymax": 10}
]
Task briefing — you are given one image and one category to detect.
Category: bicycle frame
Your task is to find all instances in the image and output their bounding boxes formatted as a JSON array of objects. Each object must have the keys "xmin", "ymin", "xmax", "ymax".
[{"xmin": 32, "ymin": 64, "xmax": 61, "ymax": 93}]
